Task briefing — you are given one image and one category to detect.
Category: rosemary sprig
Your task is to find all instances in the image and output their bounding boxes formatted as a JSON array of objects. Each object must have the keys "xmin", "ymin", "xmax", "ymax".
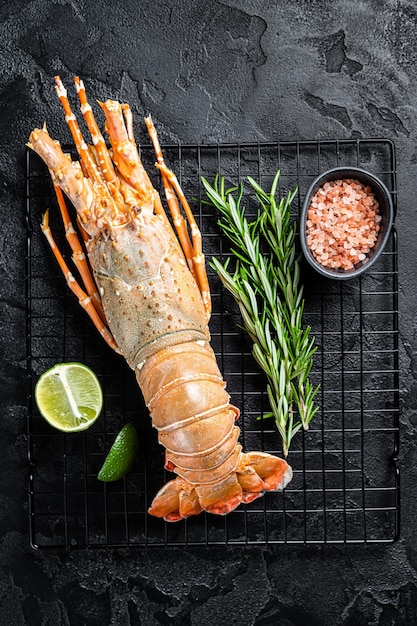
[{"xmin": 202, "ymin": 170, "xmax": 319, "ymax": 456}]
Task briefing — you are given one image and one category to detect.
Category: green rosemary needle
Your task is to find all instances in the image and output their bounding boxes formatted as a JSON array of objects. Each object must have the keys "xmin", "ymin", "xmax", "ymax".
[{"xmin": 202, "ymin": 171, "xmax": 319, "ymax": 456}]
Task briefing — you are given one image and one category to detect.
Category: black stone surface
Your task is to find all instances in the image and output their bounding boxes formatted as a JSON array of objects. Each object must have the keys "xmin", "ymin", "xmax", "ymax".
[{"xmin": 2, "ymin": 1, "xmax": 417, "ymax": 624}]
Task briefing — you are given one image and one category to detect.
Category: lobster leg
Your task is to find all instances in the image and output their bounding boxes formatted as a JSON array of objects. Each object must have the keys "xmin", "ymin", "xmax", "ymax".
[
  {"xmin": 144, "ymin": 117, "xmax": 195, "ymax": 274},
  {"xmin": 145, "ymin": 117, "xmax": 211, "ymax": 319},
  {"xmin": 98, "ymin": 101, "xmax": 155, "ymax": 206},
  {"xmin": 54, "ymin": 76, "xmax": 105, "ymax": 186},
  {"xmin": 53, "ymin": 182, "xmax": 106, "ymax": 322},
  {"xmin": 156, "ymin": 161, "xmax": 211, "ymax": 319},
  {"xmin": 157, "ymin": 164, "xmax": 211, "ymax": 318},
  {"xmin": 121, "ymin": 103, "xmax": 135, "ymax": 143},
  {"xmin": 73, "ymin": 77, "xmax": 118, "ymax": 189},
  {"xmin": 57, "ymin": 76, "xmax": 132, "ymax": 228},
  {"xmin": 40, "ymin": 209, "xmax": 121, "ymax": 354}
]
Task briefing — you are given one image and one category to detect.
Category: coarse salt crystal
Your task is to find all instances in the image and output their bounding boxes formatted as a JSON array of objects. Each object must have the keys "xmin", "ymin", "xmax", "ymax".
[{"xmin": 306, "ymin": 177, "xmax": 380, "ymax": 271}]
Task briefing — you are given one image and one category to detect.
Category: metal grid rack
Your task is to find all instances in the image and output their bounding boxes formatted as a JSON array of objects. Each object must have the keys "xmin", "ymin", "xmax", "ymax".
[{"xmin": 26, "ymin": 138, "xmax": 399, "ymax": 548}]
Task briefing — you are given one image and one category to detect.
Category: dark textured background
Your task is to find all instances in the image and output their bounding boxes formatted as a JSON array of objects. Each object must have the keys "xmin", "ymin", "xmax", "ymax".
[{"xmin": 2, "ymin": 1, "xmax": 417, "ymax": 624}]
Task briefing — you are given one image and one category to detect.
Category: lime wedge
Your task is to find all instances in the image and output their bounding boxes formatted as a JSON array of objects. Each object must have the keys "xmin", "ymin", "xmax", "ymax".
[
  {"xmin": 34, "ymin": 362, "xmax": 103, "ymax": 432},
  {"xmin": 98, "ymin": 423, "xmax": 140, "ymax": 482}
]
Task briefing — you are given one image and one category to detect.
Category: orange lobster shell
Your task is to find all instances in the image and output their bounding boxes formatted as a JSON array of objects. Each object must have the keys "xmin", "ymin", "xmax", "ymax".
[{"xmin": 28, "ymin": 76, "xmax": 292, "ymax": 521}]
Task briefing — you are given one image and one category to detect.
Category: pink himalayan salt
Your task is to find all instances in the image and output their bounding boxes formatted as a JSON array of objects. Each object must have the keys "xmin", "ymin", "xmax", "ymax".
[{"xmin": 306, "ymin": 178, "xmax": 380, "ymax": 271}]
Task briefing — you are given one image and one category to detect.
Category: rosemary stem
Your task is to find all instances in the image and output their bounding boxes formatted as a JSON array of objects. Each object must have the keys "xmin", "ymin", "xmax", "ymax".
[{"xmin": 202, "ymin": 172, "xmax": 319, "ymax": 456}]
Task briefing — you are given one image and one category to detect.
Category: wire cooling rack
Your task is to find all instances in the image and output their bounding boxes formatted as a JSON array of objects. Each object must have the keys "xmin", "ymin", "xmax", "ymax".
[{"xmin": 26, "ymin": 138, "xmax": 399, "ymax": 549}]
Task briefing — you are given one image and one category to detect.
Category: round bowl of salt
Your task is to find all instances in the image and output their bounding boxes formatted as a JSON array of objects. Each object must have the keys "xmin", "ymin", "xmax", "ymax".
[{"xmin": 300, "ymin": 166, "xmax": 394, "ymax": 280}]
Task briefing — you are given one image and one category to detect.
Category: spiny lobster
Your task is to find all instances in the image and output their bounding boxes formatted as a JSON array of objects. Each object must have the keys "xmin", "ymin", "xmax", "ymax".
[{"xmin": 28, "ymin": 76, "xmax": 292, "ymax": 521}]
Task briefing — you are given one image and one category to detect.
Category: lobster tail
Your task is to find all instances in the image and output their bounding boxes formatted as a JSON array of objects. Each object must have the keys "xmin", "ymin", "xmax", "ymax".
[
  {"xmin": 137, "ymin": 340, "xmax": 239, "ymax": 474},
  {"xmin": 137, "ymin": 340, "xmax": 292, "ymax": 521},
  {"xmin": 148, "ymin": 451, "xmax": 293, "ymax": 522}
]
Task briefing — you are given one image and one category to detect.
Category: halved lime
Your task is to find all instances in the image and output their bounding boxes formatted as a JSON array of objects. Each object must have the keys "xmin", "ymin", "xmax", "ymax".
[
  {"xmin": 34, "ymin": 362, "xmax": 103, "ymax": 432},
  {"xmin": 98, "ymin": 423, "xmax": 140, "ymax": 482}
]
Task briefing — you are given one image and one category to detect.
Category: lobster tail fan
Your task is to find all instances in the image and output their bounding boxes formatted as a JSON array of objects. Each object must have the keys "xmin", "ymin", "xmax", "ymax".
[{"xmin": 148, "ymin": 452, "xmax": 292, "ymax": 521}]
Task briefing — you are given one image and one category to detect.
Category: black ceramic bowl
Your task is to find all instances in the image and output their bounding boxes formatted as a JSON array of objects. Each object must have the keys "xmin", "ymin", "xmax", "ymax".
[{"xmin": 300, "ymin": 166, "xmax": 394, "ymax": 280}]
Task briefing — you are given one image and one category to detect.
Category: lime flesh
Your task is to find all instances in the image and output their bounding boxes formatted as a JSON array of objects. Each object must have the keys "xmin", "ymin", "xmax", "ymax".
[{"xmin": 34, "ymin": 362, "xmax": 103, "ymax": 432}]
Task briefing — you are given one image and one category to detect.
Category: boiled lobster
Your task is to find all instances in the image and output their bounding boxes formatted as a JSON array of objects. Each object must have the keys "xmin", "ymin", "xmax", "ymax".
[{"xmin": 28, "ymin": 76, "xmax": 292, "ymax": 521}]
